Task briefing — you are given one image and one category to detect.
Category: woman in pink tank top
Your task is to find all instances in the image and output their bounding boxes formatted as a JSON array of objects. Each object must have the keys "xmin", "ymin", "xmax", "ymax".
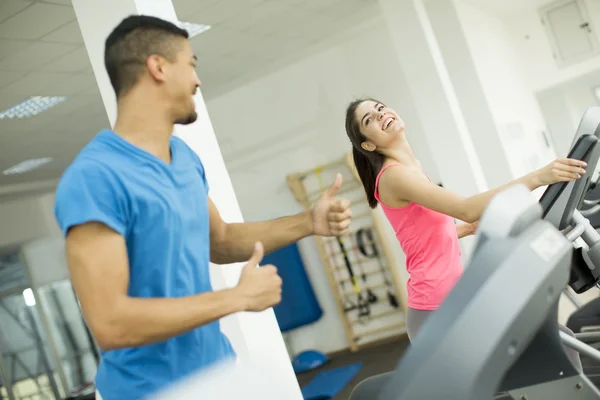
[{"xmin": 344, "ymin": 97, "xmax": 587, "ymax": 342}]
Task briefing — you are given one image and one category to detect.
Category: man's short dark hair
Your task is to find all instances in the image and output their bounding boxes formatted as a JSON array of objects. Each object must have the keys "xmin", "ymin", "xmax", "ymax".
[{"xmin": 104, "ymin": 15, "xmax": 189, "ymax": 98}]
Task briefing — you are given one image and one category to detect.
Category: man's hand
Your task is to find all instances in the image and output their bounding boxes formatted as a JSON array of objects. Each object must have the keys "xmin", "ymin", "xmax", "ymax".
[
  {"xmin": 311, "ymin": 173, "xmax": 353, "ymax": 236},
  {"xmin": 234, "ymin": 242, "xmax": 283, "ymax": 312}
]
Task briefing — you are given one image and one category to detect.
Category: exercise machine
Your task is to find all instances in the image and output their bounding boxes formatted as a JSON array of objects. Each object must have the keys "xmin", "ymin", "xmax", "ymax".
[
  {"xmin": 349, "ymin": 107, "xmax": 600, "ymax": 399},
  {"xmin": 564, "ymin": 112, "xmax": 600, "ymax": 388},
  {"xmin": 560, "ymin": 111, "xmax": 600, "ymax": 334},
  {"xmin": 377, "ymin": 184, "xmax": 596, "ymax": 399},
  {"xmin": 539, "ymin": 109, "xmax": 600, "ymax": 294}
]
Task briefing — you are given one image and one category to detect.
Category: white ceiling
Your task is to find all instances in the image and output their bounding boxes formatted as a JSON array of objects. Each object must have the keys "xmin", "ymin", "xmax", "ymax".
[
  {"xmin": 0, "ymin": 0, "xmax": 380, "ymax": 200},
  {"xmin": 0, "ymin": 0, "xmax": 554, "ymax": 201},
  {"xmin": 460, "ymin": 0, "xmax": 558, "ymax": 15}
]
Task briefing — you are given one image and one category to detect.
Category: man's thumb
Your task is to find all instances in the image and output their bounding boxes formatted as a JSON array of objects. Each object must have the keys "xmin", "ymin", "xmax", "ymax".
[
  {"xmin": 325, "ymin": 173, "xmax": 343, "ymax": 197},
  {"xmin": 246, "ymin": 242, "xmax": 264, "ymax": 267}
]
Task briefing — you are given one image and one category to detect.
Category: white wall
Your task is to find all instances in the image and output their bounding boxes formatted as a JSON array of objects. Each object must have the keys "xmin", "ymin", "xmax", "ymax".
[
  {"xmin": 206, "ymin": 15, "xmax": 446, "ymax": 354},
  {"xmin": 0, "ymin": 195, "xmax": 54, "ymax": 248},
  {"xmin": 509, "ymin": 0, "xmax": 600, "ymax": 93},
  {"xmin": 0, "ymin": 193, "xmax": 69, "ymax": 289},
  {"xmin": 22, "ymin": 236, "xmax": 69, "ymax": 289},
  {"xmin": 455, "ymin": 0, "xmax": 557, "ymax": 182},
  {"xmin": 565, "ymin": 71, "xmax": 600, "ymax": 115},
  {"xmin": 504, "ymin": 0, "xmax": 600, "ymax": 156},
  {"xmin": 538, "ymin": 69, "xmax": 600, "ymax": 155}
]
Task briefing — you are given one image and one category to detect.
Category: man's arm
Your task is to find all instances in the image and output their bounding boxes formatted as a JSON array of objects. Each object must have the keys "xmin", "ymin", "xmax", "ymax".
[
  {"xmin": 209, "ymin": 174, "xmax": 352, "ymax": 265},
  {"xmin": 209, "ymin": 199, "xmax": 314, "ymax": 264},
  {"xmin": 66, "ymin": 222, "xmax": 247, "ymax": 351}
]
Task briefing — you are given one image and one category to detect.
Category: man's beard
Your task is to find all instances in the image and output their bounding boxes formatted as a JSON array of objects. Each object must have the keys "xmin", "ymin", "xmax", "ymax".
[{"xmin": 175, "ymin": 110, "xmax": 198, "ymax": 125}]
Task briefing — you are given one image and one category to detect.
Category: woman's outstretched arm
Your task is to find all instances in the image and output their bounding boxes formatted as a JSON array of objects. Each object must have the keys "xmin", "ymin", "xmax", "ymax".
[{"xmin": 378, "ymin": 158, "xmax": 586, "ymax": 223}]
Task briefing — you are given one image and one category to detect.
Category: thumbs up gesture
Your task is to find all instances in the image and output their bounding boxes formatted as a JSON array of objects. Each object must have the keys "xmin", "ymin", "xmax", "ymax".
[
  {"xmin": 311, "ymin": 173, "xmax": 352, "ymax": 237},
  {"xmin": 236, "ymin": 242, "xmax": 283, "ymax": 312}
]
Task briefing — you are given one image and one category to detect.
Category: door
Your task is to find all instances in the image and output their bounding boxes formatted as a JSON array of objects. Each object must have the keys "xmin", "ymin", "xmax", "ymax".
[
  {"xmin": 0, "ymin": 291, "xmax": 62, "ymax": 400},
  {"xmin": 540, "ymin": 0, "xmax": 600, "ymax": 67}
]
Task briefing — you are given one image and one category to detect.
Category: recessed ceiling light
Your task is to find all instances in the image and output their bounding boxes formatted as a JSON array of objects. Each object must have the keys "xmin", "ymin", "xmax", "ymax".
[
  {"xmin": 23, "ymin": 288, "xmax": 36, "ymax": 307},
  {"xmin": 177, "ymin": 21, "xmax": 211, "ymax": 39},
  {"xmin": 0, "ymin": 96, "xmax": 66, "ymax": 120},
  {"xmin": 3, "ymin": 157, "xmax": 53, "ymax": 175}
]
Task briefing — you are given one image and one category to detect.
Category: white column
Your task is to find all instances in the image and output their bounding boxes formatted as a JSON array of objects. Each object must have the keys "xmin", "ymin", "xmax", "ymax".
[
  {"xmin": 423, "ymin": 0, "xmax": 513, "ymax": 188},
  {"xmin": 71, "ymin": 1, "xmax": 301, "ymax": 398},
  {"xmin": 378, "ymin": 0, "xmax": 488, "ymax": 196}
]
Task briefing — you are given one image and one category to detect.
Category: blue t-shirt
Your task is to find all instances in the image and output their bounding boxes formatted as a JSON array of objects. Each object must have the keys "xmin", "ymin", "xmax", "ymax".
[{"xmin": 54, "ymin": 130, "xmax": 235, "ymax": 399}]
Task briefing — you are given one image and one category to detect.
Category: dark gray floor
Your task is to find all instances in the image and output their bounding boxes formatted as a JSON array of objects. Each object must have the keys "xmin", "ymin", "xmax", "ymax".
[
  {"xmin": 295, "ymin": 337, "xmax": 409, "ymax": 400},
  {"xmin": 295, "ymin": 335, "xmax": 600, "ymax": 400}
]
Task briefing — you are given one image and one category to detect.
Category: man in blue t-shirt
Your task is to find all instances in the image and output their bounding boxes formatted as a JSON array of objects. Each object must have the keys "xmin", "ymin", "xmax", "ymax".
[{"xmin": 54, "ymin": 15, "xmax": 352, "ymax": 400}]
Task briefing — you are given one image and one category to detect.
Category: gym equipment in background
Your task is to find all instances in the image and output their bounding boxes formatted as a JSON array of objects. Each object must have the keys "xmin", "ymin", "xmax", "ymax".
[
  {"xmin": 301, "ymin": 362, "xmax": 363, "ymax": 400},
  {"xmin": 356, "ymin": 228, "xmax": 399, "ymax": 309},
  {"xmin": 291, "ymin": 350, "xmax": 328, "ymax": 374},
  {"xmin": 568, "ymin": 166, "xmax": 600, "ymax": 362},
  {"xmin": 563, "ymin": 154, "xmax": 600, "ymax": 388},
  {"xmin": 348, "ymin": 236, "xmax": 379, "ymax": 307},
  {"xmin": 287, "ymin": 157, "xmax": 407, "ymax": 352},
  {"xmin": 566, "ymin": 290, "xmax": 600, "ymax": 390},
  {"xmin": 337, "ymin": 236, "xmax": 371, "ymax": 318},
  {"xmin": 260, "ymin": 243, "xmax": 327, "ymax": 373},
  {"xmin": 262, "ymin": 243, "xmax": 323, "ymax": 332},
  {"xmin": 563, "ymin": 163, "xmax": 600, "ymax": 389}
]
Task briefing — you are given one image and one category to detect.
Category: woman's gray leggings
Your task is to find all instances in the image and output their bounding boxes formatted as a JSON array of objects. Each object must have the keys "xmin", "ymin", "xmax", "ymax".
[
  {"xmin": 348, "ymin": 308, "xmax": 583, "ymax": 400},
  {"xmin": 405, "ymin": 307, "xmax": 433, "ymax": 341}
]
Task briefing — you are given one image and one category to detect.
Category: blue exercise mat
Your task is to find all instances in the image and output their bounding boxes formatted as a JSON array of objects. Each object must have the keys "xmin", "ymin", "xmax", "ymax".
[
  {"xmin": 261, "ymin": 243, "xmax": 323, "ymax": 332},
  {"xmin": 301, "ymin": 363, "xmax": 363, "ymax": 400}
]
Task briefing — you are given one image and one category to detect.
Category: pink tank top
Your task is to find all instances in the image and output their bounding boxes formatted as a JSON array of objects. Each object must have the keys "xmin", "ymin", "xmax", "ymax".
[{"xmin": 375, "ymin": 164, "xmax": 463, "ymax": 310}]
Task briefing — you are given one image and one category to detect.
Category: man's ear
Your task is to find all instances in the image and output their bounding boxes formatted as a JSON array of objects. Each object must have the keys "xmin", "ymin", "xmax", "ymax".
[{"xmin": 146, "ymin": 55, "xmax": 167, "ymax": 83}]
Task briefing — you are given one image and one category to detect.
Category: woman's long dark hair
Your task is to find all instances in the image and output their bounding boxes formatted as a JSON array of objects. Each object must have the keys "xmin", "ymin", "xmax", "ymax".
[{"xmin": 345, "ymin": 98, "xmax": 386, "ymax": 209}]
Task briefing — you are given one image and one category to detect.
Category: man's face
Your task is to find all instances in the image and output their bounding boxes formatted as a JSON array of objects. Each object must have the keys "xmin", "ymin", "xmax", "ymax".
[{"xmin": 164, "ymin": 39, "xmax": 201, "ymax": 125}]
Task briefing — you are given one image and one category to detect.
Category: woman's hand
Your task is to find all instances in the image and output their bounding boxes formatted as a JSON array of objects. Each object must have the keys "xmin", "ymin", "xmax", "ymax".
[
  {"xmin": 456, "ymin": 221, "xmax": 478, "ymax": 238},
  {"xmin": 534, "ymin": 158, "xmax": 587, "ymax": 187},
  {"xmin": 469, "ymin": 221, "xmax": 479, "ymax": 235}
]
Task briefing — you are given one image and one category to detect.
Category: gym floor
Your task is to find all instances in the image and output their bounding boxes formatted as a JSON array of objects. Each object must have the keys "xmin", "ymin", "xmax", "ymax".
[{"xmin": 295, "ymin": 336, "xmax": 409, "ymax": 399}]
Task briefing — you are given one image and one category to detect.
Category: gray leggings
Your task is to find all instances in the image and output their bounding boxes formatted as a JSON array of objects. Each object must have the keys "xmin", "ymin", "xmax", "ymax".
[
  {"xmin": 406, "ymin": 307, "xmax": 433, "ymax": 341},
  {"xmin": 348, "ymin": 308, "xmax": 583, "ymax": 400}
]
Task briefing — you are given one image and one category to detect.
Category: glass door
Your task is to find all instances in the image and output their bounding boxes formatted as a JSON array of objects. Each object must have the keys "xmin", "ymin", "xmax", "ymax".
[
  {"xmin": 0, "ymin": 290, "xmax": 62, "ymax": 400},
  {"xmin": 0, "ymin": 250, "xmax": 99, "ymax": 399},
  {"xmin": 36, "ymin": 281, "xmax": 98, "ymax": 398},
  {"xmin": 0, "ymin": 347, "xmax": 15, "ymax": 400}
]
